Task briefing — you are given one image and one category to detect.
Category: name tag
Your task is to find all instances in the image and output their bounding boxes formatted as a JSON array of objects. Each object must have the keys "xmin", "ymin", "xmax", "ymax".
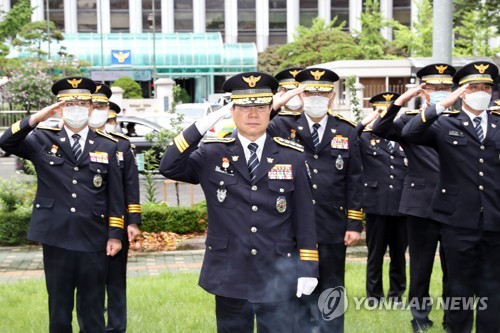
[
  {"xmin": 268, "ymin": 164, "xmax": 293, "ymax": 180},
  {"xmin": 89, "ymin": 151, "xmax": 109, "ymax": 164},
  {"xmin": 448, "ymin": 130, "xmax": 464, "ymax": 137}
]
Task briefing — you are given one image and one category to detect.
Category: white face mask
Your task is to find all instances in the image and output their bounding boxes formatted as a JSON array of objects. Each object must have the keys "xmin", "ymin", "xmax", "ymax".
[
  {"xmin": 285, "ymin": 96, "xmax": 302, "ymax": 111},
  {"xmin": 463, "ymin": 91, "xmax": 491, "ymax": 111},
  {"xmin": 62, "ymin": 105, "xmax": 89, "ymax": 129},
  {"xmin": 303, "ymin": 96, "xmax": 330, "ymax": 118},
  {"xmin": 105, "ymin": 124, "xmax": 117, "ymax": 133},
  {"xmin": 87, "ymin": 109, "xmax": 109, "ymax": 128}
]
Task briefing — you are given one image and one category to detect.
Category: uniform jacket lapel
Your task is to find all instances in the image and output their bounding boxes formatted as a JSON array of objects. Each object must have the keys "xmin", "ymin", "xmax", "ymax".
[
  {"xmin": 58, "ymin": 127, "xmax": 76, "ymax": 163},
  {"xmin": 79, "ymin": 129, "xmax": 98, "ymax": 166},
  {"xmin": 316, "ymin": 115, "xmax": 335, "ymax": 152},
  {"xmin": 252, "ymin": 135, "xmax": 278, "ymax": 184},
  {"xmin": 458, "ymin": 111, "xmax": 480, "ymax": 142},
  {"xmin": 227, "ymin": 135, "xmax": 251, "ymax": 183},
  {"xmin": 296, "ymin": 115, "xmax": 315, "ymax": 152},
  {"xmin": 485, "ymin": 112, "xmax": 499, "ymax": 143}
]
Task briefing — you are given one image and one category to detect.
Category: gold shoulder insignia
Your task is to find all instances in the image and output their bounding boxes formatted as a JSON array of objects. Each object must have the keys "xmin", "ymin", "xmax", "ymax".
[
  {"xmin": 36, "ymin": 125, "xmax": 61, "ymax": 131},
  {"xmin": 109, "ymin": 132, "xmax": 130, "ymax": 141},
  {"xmin": 96, "ymin": 129, "xmax": 118, "ymax": 142},
  {"xmin": 443, "ymin": 109, "xmax": 460, "ymax": 116},
  {"xmin": 405, "ymin": 110, "xmax": 420, "ymax": 115},
  {"xmin": 131, "ymin": 144, "xmax": 136, "ymax": 149},
  {"xmin": 202, "ymin": 137, "xmax": 236, "ymax": 144},
  {"xmin": 334, "ymin": 113, "xmax": 356, "ymax": 127},
  {"xmin": 273, "ymin": 137, "xmax": 304, "ymax": 152},
  {"xmin": 278, "ymin": 110, "xmax": 301, "ymax": 116},
  {"xmin": 362, "ymin": 127, "xmax": 373, "ymax": 132},
  {"xmin": 489, "ymin": 110, "xmax": 500, "ymax": 116}
]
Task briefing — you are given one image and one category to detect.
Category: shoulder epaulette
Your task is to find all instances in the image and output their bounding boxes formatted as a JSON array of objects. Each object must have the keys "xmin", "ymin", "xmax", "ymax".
[
  {"xmin": 96, "ymin": 129, "xmax": 118, "ymax": 142},
  {"xmin": 202, "ymin": 137, "xmax": 236, "ymax": 144},
  {"xmin": 489, "ymin": 110, "xmax": 500, "ymax": 116},
  {"xmin": 443, "ymin": 109, "xmax": 460, "ymax": 116},
  {"xmin": 278, "ymin": 110, "xmax": 301, "ymax": 116},
  {"xmin": 405, "ymin": 110, "xmax": 420, "ymax": 115},
  {"xmin": 334, "ymin": 113, "xmax": 356, "ymax": 127},
  {"xmin": 273, "ymin": 137, "xmax": 304, "ymax": 152},
  {"xmin": 109, "ymin": 132, "xmax": 130, "ymax": 141},
  {"xmin": 36, "ymin": 125, "xmax": 61, "ymax": 131},
  {"xmin": 362, "ymin": 127, "xmax": 373, "ymax": 132}
]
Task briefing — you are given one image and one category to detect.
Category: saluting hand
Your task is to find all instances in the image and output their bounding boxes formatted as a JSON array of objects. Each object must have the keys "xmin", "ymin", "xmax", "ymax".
[
  {"xmin": 361, "ymin": 109, "xmax": 380, "ymax": 127},
  {"xmin": 437, "ymin": 83, "xmax": 469, "ymax": 109},
  {"xmin": 394, "ymin": 83, "xmax": 426, "ymax": 106},
  {"xmin": 272, "ymin": 85, "xmax": 306, "ymax": 111},
  {"xmin": 28, "ymin": 101, "xmax": 65, "ymax": 126},
  {"xmin": 107, "ymin": 238, "xmax": 123, "ymax": 256}
]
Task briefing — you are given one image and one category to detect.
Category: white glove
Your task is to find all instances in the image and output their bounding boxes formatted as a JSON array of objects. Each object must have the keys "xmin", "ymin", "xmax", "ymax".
[
  {"xmin": 194, "ymin": 102, "xmax": 234, "ymax": 135},
  {"xmin": 296, "ymin": 277, "xmax": 318, "ymax": 298}
]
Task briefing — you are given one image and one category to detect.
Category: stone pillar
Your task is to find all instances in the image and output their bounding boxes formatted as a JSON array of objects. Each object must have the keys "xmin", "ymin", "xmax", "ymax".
[
  {"xmin": 287, "ymin": 0, "xmax": 300, "ymax": 42},
  {"xmin": 98, "ymin": 0, "xmax": 111, "ymax": 33},
  {"xmin": 31, "ymin": 0, "xmax": 44, "ymax": 21},
  {"xmin": 224, "ymin": 0, "xmax": 238, "ymax": 43},
  {"xmin": 318, "ymin": 0, "xmax": 330, "ymax": 23},
  {"xmin": 380, "ymin": 0, "xmax": 393, "ymax": 40},
  {"xmin": 64, "ymin": 0, "xmax": 77, "ymax": 33},
  {"xmin": 129, "ymin": 0, "xmax": 142, "ymax": 33},
  {"xmin": 193, "ymin": 0, "xmax": 206, "ymax": 33},
  {"xmin": 255, "ymin": 0, "xmax": 269, "ymax": 52},
  {"xmin": 162, "ymin": 0, "xmax": 174, "ymax": 33},
  {"xmin": 156, "ymin": 78, "xmax": 176, "ymax": 112},
  {"xmin": 349, "ymin": 0, "xmax": 362, "ymax": 34},
  {"xmin": 110, "ymin": 86, "xmax": 124, "ymax": 108}
]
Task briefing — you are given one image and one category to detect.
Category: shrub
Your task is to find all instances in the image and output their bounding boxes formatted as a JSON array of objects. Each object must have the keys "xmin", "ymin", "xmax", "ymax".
[
  {"xmin": 0, "ymin": 205, "xmax": 31, "ymax": 245},
  {"xmin": 111, "ymin": 76, "xmax": 143, "ymax": 98},
  {"xmin": 0, "ymin": 178, "xmax": 36, "ymax": 212},
  {"xmin": 141, "ymin": 202, "xmax": 207, "ymax": 234}
]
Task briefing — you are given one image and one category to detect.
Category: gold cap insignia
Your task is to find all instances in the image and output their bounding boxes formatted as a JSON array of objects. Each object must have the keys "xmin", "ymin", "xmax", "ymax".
[
  {"xmin": 495, "ymin": 100, "xmax": 500, "ymax": 106},
  {"xmin": 67, "ymin": 78, "xmax": 82, "ymax": 88},
  {"xmin": 310, "ymin": 70, "xmax": 325, "ymax": 81},
  {"xmin": 95, "ymin": 85, "xmax": 102, "ymax": 92},
  {"xmin": 289, "ymin": 69, "xmax": 300, "ymax": 77},
  {"xmin": 435, "ymin": 65, "xmax": 448, "ymax": 74},
  {"xmin": 112, "ymin": 51, "xmax": 130, "ymax": 63},
  {"xmin": 242, "ymin": 75, "xmax": 261, "ymax": 88},
  {"xmin": 474, "ymin": 64, "xmax": 489, "ymax": 74},
  {"xmin": 383, "ymin": 94, "xmax": 394, "ymax": 102}
]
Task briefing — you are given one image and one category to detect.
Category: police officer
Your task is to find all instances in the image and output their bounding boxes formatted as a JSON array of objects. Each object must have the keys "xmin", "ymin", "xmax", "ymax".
[
  {"xmin": 268, "ymin": 68, "xmax": 363, "ymax": 333},
  {"xmin": 273, "ymin": 67, "xmax": 305, "ymax": 112},
  {"xmin": 88, "ymin": 84, "xmax": 142, "ymax": 332},
  {"xmin": 357, "ymin": 92, "xmax": 408, "ymax": 307},
  {"xmin": 159, "ymin": 72, "xmax": 319, "ymax": 333},
  {"xmin": 371, "ymin": 64, "xmax": 455, "ymax": 332},
  {"xmin": 402, "ymin": 61, "xmax": 500, "ymax": 333},
  {"xmin": 0, "ymin": 77, "xmax": 125, "ymax": 333}
]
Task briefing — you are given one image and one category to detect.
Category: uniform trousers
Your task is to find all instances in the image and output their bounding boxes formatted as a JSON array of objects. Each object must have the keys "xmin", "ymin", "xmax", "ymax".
[
  {"xmin": 294, "ymin": 243, "xmax": 346, "ymax": 333},
  {"xmin": 105, "ymin": 233, "xmax": 130, "ymax": 333},
  {"xmin": 365, "ymin": 214, "xmax": 407, "ymax": 302},
  {"xmin": 440, "ymin": 222, "xmax": 500, "ymax": 333},
  {"xmin": 407, "ymin": 216, "xmax": 447, "ymax": 327},
  {"xmin": 43, "ymin": 244, "xmax": 108, "ymax": 333},
  {"xmin": 215, "ymin": 295, "xmax": 294, "ymax": 333}
]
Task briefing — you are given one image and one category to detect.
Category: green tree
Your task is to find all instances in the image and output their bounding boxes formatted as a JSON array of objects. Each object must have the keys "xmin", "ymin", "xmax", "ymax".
[
  {"xmin": 257, "ymin": 44, "xmax": 283, "ymax": 74},
  {"xmin": 0, "ymin": 0, "xmax": 33, "ymax": 42},
  {"xmin": 453, "ymin": 1, "xmax": 500, "ymax": 57},
  {"xmin": 276, "ymin": 17, "xmax": 363, "ymax": 68},
  {"xmin": 0, "ymin": 62, "xmax": 55, "ymax": 113},
  {"xmin": 111, "ymin": 76, "xmax": 143, "ymax": 98},
  {"xmin": 11, "ymin": 21, "xmax": 64, "ymax": 60},
  {"xmin": 392, "ymin": 0, "xmax": 433, "ymax": 57}
]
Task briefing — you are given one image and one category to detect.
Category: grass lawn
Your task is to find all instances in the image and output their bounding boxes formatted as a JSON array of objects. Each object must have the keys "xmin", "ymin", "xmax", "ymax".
[{"xmin": 0, "ymin": 261, "xmax": 448, "ymax": 333}]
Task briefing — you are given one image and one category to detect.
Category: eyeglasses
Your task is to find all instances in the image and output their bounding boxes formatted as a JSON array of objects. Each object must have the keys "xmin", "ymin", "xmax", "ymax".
[{"xmin": 234, "ymin": 105, "xmax": 271, "ymax": 114}]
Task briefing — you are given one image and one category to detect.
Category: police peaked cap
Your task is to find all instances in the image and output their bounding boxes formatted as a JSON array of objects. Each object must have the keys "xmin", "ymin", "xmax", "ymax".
[
  {"xmin": 369, "ymin": 92, "xmax": 401, "ymax": 106},
  {"xmin": 274, "ymin": 67, "xmax": 304, "ymax": 90},
  {"xmin": 417, "ymin": 63, "xmax": 456, "ymax": 84},
  {"xmin": 52, "ymin": 76, "xmax": 96, "ymax": 101},
  {"xmin": 108, "ymin": 101, "xmax": 121, "ymax": 119},
  {"xmin": 453, "ymin": 61, "xmax": 499, "ymax": 86},
  {"xmin": 92, "ymin": 82, "xmax": 112, "ymax": 103},
  {"xmin": 222, "ymin": 72, "xmax": 279, "ymax": 106},
  {"xmin": 295, "ymin": 68, "xmax": 339, "ymax": 92}
]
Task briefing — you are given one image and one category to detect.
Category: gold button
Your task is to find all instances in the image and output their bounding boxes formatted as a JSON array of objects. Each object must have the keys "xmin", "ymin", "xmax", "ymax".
[
  {"xmin": 390, "ymin": 175, "xmax": 394, "ymax": 179},
  {"xmin": 312, "ymin": 184, "xmax": 318, "ymax": 189},
  {"xmin": 314, "ymin": 155, "xmax": 319, "ymax": 159},
  {"xmin": 479, "ymin": 185, "xmax": 484, "ymax": 191},
  {"xmin": 480, "ymin": 145, "xmax": 485, "ymax": 150},
  {"xmin": 251, "ymin": 185, "xmax": 257, "ymax": 191},
  {"xmin": 287, "ymin": 253, "xmax": 291, "ymax": 257},
  {"xmin": 390, "ymin": 165, "xmax": 394, "ymax": 169},
  {"xmin": 72, "ymin": 180, "xmax": 77, "ymax": 184},
  {"xmin": 74, "ymin": 167, "xmax": 79, "ymax": 171},
  {"xmin": 313, "ymin": 169, "xmax": 318, "ymax": 174},
  {"xmin": 49, "ymin": 161, "xmax": 54, "ymax": 165},
  {"xmin": 442, "ymin": 189, "xmax": 446, "ymax": 193},
  {"xmin": 279, "ymin": 188, "xmax": 284, "ymax": 193},
  {"xmin": 219, "ymin": 181, "xmax": 224, "ymax": 185},
  {"xmin": 479, "ymin": 158, "xmax": 484, "ymax": 163},
  {"xmin": 389, "ymin": 185, "xmax": 393, "ymax": 189},
  {"xmin": 35, "ymin": 204, "xmax": 40, "ymax": 208},
  {"xmin": 411, "ymin": 183, "xmax": 415, "ymax": 187},
  {"xmin": 390, "ymin": 156, "xmax": 394, "ymax": 160},
  {"xmin": 252, "ymin": 206, "xmax": 258, "ymax": 212},
  {"xmin": 479, "ymin": 172, "xmax": 484, "ymax": 176},
  {"xmin": 70, "ymin": 207, "xmax": 76, "ymax": 212},
  {"xmin": 72, "ymin": 193, "xmax": 77, "ymax": 198},
  {"xmin": 251, "ymin": 249, "xmax": 257, "ymax": 255},
  {"xmin": 453, "ymin": 141, "xmax": 458, "ymax": 145},
  {"xmin": 312, "ymin": 200, "xmax": 316, "ymax": 205},
  {"xmin": 251, "ymin": 227, "xmax": 257, "ymax": 233}
]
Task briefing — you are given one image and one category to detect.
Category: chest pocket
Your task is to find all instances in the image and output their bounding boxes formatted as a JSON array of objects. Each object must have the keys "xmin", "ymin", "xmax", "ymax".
[
  {"xmin": 268, "ymin": 180, "xmax": 295, "ymax": 194},
  {"xmin": 208, "ymin": 171, "xmax": 238, "ymax": 208},
  {"xmin": 331, "ymin": 149, "xmax": 349, "ymax": 172},
  {"xmin": 41, "ymin": 154, "xmax": 64, "ymax": 167},
  {"xmin": 444, "ymin": 135, "xmax": 467, "ymax": 146},
  {"xmin": 89, "ymin": 162, "xmax": 109, "ymax": 174}
]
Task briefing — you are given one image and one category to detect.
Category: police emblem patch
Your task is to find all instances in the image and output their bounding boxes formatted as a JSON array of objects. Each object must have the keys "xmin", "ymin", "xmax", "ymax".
[
  {"xmin": 93, "ymin": 174, "xmax": 103, "ymax": 188},
  {"xmin": 335, "ymin": 155, "xmax": 344, "ymax": 170},
  {"xmin": 276, "ymin": 196, "xmax": 287, "ymax": 213}
]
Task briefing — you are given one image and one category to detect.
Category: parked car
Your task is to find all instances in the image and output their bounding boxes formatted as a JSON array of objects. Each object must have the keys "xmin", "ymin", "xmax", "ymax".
[{"xmin": 115, "ymin": 115, "xmax": 168, "ymax": 156}]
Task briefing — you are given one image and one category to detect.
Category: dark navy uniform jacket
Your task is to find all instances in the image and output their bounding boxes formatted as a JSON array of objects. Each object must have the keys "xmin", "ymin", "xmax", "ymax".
[
  {"xmin": 357, "ymin": 123, "xmax": 406, "ymax": 216},
  {"xmin": 110, "ymin": 132, "xmax": 141, "ymax": 226},
  {"xmin": 372, "ymin": 104, "xmax": 441, "ymax": 218},
  {"xmin": 402, "ymin": 106, "xmax": 500, "ymax": 231},
  {"xmin": 0, "ymin": 117, "xmax": 125, "ymax": 251},
  {"xmin": 268, "ymin": 112, "xmax": 363, "ymax": 244},
  {"xmin": 159, "ymin": 124, "xmax": 319, "ymax": 303}
]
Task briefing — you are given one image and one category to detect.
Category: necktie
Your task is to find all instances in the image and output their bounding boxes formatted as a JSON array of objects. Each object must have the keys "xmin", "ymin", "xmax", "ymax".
[
  {"xmin": 473, "ymin": 116, "xmax": 484, "ymax": 142},
  {"xmin": 312, "ymin": 123, "xmax": 321, "ymax": 150},
  {"xmin": 247, "ymin": 143, "xmax": 259, "ymax": 182},
  {"xmin": 72, "ymin": 134, "xmax": 82, "ymax": 161}
]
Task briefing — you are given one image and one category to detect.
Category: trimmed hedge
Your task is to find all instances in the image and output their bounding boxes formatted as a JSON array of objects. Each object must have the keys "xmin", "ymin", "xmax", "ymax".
[{"xmin": 0, "ymin": 202, "xmax": 208, "ymax": 246}]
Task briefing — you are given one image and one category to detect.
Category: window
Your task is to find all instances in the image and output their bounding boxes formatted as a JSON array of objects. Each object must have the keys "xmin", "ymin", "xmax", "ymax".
[
  {"xmin": 110, "ymin": 0, "xmax": 130, "ymax": 32},
  {"xmin": 300, "ymin": 0, "xmax": 317, "ymax": 27},
  {"xmin": 331, "ymin": 0, "xmax": 349, "ymax": 29},
  {"xmin": 142, "ymin": 0, "xmax": 161, "ymax": 32},
  {"xmin": 175, "ymin": 0, "xmax": 193, "ymax": 32},
  {"xmin": 78, "ymin": 0, "xmax": 97, "ymax": 32},
  {"xmin": 206, "ymin": 0, "xmax": 225, "ymax": 32},
  {"xmin": 238, "ymin": 0, "xmax": 256, "ymax": 42}
]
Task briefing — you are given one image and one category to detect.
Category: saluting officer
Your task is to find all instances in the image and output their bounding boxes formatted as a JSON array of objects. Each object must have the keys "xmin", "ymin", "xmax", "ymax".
[
  {"xmin": 0, "ymin": 77, "xmax": 125, "ymax": 333},
  {"xmin": 268, "ymin": 68, "xmax": 363, "ymax": 333},
  {"xmin": 273, "ymin": 67, "xmax": 305, "ymax": 112},
  {"xmin": 357, "ymin": 92, "xmax": 408, "ymax": 307},
  {"xmin": 402, "ymin": 61, "xmax": 500, "ymax": 333},
  {"xmin": 159, "ymin": 72, "xmax": 319, "ymax": 333},
  {"xmin": 88, "ymin": 84, "xmax": 142, "ymax": 333},
  {"xmin": 371, "ymin": 64, "xmax": 455, "ymax": 332}
]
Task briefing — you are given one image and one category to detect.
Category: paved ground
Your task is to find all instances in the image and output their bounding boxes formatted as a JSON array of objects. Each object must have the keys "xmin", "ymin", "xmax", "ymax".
[{"xmin": 0, "ymin": 239, "xmax": 369, "ymax": 283}]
